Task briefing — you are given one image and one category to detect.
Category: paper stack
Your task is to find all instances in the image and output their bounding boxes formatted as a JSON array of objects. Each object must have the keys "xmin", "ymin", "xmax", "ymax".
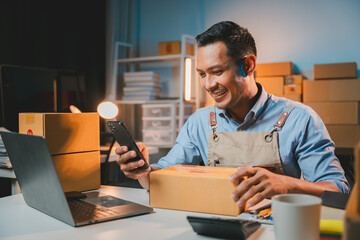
[
  {"xmin": 0, "ymin": 127, "xmax": 11, "ymax": 168},
  {"xmin": 123, "ymin": 72, "xmax": 160, "ymax": 101}
]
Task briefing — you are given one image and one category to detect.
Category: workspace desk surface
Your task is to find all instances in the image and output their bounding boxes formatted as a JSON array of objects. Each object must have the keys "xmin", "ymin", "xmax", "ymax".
[{"xmin": 0, "ymin": 185, "xmax": 274, "ymax": 240}]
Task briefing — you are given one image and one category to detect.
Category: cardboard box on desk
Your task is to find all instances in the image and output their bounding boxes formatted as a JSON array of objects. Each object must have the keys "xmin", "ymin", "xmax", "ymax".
[
  {"xmin": 149, "ymin": 165, "xmax": 240, "ymax": 216},
  {"xmin": 255, "ymin": 62, "xmax": 294, "ymax": 77},
  {"xmin": 314, "ymin": 62, "xmax": 357, "ymax": 80},
  {"xmin": 53, "ymin": 151, "xmax": 100, "ymax": 192},
  {"xmin": 19, "ymin": 112, "xmax": 100, "ymax": 192},
  {"xmin": 303, "ymin": 79, "xmax": 360, "ymax": 102},
  {"xmin": 19, "ymin": 113, "xmax": 100, "ymax": 154}
]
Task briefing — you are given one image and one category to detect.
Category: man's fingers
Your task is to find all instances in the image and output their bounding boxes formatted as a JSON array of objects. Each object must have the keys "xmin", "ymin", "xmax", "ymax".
[
  {"xmin": 119, "ymin": 159, "xmax": 143, "ymax": 172},
  {"xmin": 123, "ymin": 166, "xmax": 151, "ymax": 179},
  {"xmin": 115, "ymin": 146, "xmax": 128, "ymax": 155},
  {"xmin": 230, "ymin": 166, "xmax": 257, "ymax": 184},
  {"xmin": 236, "ymin": 183, "xmax": 265, "ymax": 208},
  {"xmin": 231, "ymin": 173, "xmax": 261, "ymax": 203},
  {"xmin": 116, "ymin": 150, "xmax": 136, "ymax": 164}
]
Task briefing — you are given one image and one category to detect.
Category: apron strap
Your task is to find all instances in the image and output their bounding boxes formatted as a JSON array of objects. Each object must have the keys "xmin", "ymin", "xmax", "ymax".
[
  {"xmin": 273, "ymin": 103, "xmax": 299, "ymax": 130},
  {"xmin": 265, "ymin": 103, "xmax": 299, "ymax": 143},
  {"xmin": 210, "ymin": 105, "xmax": 217, "ymax": 130}
]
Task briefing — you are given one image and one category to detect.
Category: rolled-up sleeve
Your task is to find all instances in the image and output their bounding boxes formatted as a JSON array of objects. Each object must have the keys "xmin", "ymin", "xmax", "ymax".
[{"xmin": 295, "ymin": 107, "xmax": 350, "ymax": 193}]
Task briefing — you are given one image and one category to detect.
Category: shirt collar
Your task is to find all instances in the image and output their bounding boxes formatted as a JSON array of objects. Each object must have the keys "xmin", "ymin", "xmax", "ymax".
[{"xmin": 216, "ymin": 82, "xmax": 270, "ymax": 121}]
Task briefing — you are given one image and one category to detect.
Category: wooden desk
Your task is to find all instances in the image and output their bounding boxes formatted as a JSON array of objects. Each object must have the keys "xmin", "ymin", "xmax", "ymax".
[{"xmin": 0, "ymin": 185, "xmax": 274, "ymax": 240}]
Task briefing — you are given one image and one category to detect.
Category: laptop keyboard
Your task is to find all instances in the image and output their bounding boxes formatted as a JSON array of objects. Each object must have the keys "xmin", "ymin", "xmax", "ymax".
[{"xmin": 68, "ymin": 200, "xmax": 120, "ymax": 221}]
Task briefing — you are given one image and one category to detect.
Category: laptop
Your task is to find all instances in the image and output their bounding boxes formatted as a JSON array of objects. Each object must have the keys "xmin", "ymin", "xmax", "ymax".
[{"xmin": 0, "ymin": 131, "xmax": 153, "ymax": 227}]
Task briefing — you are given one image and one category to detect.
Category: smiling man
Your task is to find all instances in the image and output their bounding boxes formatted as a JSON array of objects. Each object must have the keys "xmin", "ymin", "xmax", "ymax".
[{"xmin": 115, "ymin": 21, "xmax": 349, "ymax": 209}]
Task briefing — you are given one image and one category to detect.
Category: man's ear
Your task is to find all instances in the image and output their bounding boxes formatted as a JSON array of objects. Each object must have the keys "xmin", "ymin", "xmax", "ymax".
[{"xmin": 244, "ymin": 55, "xmax": 256, "ymax": 76}]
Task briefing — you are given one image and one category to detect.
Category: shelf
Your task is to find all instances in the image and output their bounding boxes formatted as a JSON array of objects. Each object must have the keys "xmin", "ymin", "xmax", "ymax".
[
  {"xmin": 114, "ymin": 99, "xmax": 182, "ymax": 105},
  {"xmin": 117, "ymin": 54, "xmax": 195, "ymax": 63}
]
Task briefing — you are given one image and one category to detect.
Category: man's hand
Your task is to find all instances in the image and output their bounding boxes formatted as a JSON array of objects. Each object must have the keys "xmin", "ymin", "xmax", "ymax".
[
  {"xmin": 115, "ymin": 142, "xmax": 151, "ymax": 179},
  {"xmin": 229, "ymin": 166, "xmax": 292, "ymax": 210}
]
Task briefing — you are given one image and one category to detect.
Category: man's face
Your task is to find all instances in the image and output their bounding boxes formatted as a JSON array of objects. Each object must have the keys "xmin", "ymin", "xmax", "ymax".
[{"xmin": 196, "ymin": 41, "xmax": 251, "ymax": 110}]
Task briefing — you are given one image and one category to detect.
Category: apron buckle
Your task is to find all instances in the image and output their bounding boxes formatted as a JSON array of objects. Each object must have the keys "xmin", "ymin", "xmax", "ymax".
[
  {"xmin": 264, "ymin": 128, "xmax": 278, "ymax": 143},
  {"xmin": 212, "ymin": 132, "xmax": 220, "ymax": 142}
]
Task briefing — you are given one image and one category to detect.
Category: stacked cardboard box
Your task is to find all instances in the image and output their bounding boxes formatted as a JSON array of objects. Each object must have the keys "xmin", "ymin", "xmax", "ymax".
[
  {"xmin": 19, "ymin": 113, "xmax": 100, "ymax": 192},
  {"xmin": 303, "ymin": 62, "xmax": 359, "ymax": 148},
  {"xmin": 255, "ymin": 62, "xmax": 303, "ymax": 102}
]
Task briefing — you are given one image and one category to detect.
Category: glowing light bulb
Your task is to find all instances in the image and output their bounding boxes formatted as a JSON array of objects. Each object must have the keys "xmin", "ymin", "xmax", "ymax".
[{"xmin": 97, "ymin": 101, "xmax": 119, "ymax": 119}]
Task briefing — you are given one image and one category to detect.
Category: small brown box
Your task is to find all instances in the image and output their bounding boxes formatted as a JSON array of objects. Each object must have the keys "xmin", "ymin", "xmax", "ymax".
[
  {"xmin": 305, "ymin": 101, "xmax": 360, "ymax": 124},
  {"xmin": 256, "ymin": 76, "xmax": 284, "ymax": 96},
  {"xmin": 19, "ymin": 113, "xmax": 100, "ymax": 192},
  {"xmin": 283, "ymin": 94, "xmax": 302, "ymax": 102},
  {"xmin": 284, "ymin": 84, "xmax": 302, "ymax": 95},
  {"xmin": 150, "ymin": 165, "xmax": 240, "ymax": 216},
  {"xmin": 303, "ymin": 79, "xmax": 360, "ymax": 102},
  {"xmin": 313, "ymin": 62, "xmax": 357, "ymax": 80},
  {"xmin": 255, "ymin": 62, "xmax": 294, "ymax": 77},
  {"xmin": 158, "ymin": 41, "xmax": 194, "ymax": 56},
  {"xmin": 285, "ymin": 75, "xmax": 303, "ymax": 85}
]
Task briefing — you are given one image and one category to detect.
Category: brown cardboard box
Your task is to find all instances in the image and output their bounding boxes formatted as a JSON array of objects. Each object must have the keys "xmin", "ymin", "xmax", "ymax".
[
  {"xmin": 149, "ymin": 165, "xmax": 240, "ymax": 216},
  {"xmin": 305, "ymin": 102, "xmax": 359, "ymax": 124},
  {"xmin": 343, "ymin": 142, "xmax": 360, "ymax": 240},
  {"xmin": 303, "ymin": 79, "xmax": 360, "ymax": 102},
  {"xmin": 284, "ymin": 74, "xmax": 303, "ymax": 85},
  {"xmin": 344, "ymin": 186, "xmax": 360, "ymax": 240},
  {"xmin": 158, "ymin": 41, "xmax": 194, "ymax": 56},
  {"xmin": 256, "ymin": 77, "xmax": 284, "ymax": 96},
  {"xmin": 283, "ymin": 94, "xmax": 302, "ymax": 102},
  {"xmin": 19, "ymin": 113, "xmax": 99, "ymax": 155},
  {"xmin": 313, "ymin": 62, "xmax": 357, "ymax": 80},
  {"xmin": 255, "ymin": 62, "xmax": 294, "ymax": 77},
  {"xmin": 53, "ymin": 151, "xmax": 100, "ymax": 192},
  {"xmin": 326, "ymin": 125, "xmax": 360, "ymax": 148},
  {"xmin": 284, "ymin": 84, "xmax": 302, "ymax": 95}
]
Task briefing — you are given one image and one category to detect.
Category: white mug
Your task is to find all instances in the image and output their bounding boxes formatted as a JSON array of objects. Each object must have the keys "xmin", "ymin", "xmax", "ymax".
[{"xmin": 271, "ymin": 193, "xmax": 322, "ymax": 240}]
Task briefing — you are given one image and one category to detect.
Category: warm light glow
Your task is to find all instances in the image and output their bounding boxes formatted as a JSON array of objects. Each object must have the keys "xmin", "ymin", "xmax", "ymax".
[
  {"xmin": 97, "ymin": 101, "xmax": 119, "ymax": 119},
  {"xmin": 184, "ymin": 58, "xmax": 192, "ymax": 101},
  {"xmin": 69, "ymin": 105, "xmax": 82, "ymax": 113}
]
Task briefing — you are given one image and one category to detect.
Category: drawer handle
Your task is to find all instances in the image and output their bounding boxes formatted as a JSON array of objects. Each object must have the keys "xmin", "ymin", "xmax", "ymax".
[
  {"xmin": 151, "ymin": 109, "xmax": 161, "ymax": 114},
  {"xmin": 152, "ymin": 133, "xmax": 160, "ymax": 140},
  {"xmin": 152, "ymin": 121, "xmax": 161, "ymax": 127}
]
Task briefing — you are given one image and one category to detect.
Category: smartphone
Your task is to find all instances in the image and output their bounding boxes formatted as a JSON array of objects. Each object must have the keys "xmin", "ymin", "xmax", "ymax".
[{"xmin": 107, "ymin": 121, "xmax": 149, "ymax": 170}]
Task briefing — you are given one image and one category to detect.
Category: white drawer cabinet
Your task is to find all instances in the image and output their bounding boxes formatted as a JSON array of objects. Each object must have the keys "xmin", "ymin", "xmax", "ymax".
[
  {"xmin": 142, "ymin": 103, "xmax": 193, "ymax": 146},
  {"xmin": 142, "ymin": 130, "xmax": 176, "ymax": 146}
]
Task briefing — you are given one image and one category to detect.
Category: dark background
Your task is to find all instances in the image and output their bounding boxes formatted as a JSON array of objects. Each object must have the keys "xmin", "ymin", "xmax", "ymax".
[
  {"xmin": 0, "ymin": 0, "xmax": 106, "ymax": 197},
  {"xmin": 0, "ymin": 0, "xmax": 106, "ymax": 112}
]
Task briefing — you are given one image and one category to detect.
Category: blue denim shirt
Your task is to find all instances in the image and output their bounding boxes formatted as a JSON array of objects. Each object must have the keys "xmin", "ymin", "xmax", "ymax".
[{"xmin": 152, "ymin": 84, "xmax": 350, "ymax": 193}]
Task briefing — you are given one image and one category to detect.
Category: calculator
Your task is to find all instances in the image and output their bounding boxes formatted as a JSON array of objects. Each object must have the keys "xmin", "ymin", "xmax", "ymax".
[{"xmin": 187, "ymin": 215, "xmax": 261, "ymax": 239}]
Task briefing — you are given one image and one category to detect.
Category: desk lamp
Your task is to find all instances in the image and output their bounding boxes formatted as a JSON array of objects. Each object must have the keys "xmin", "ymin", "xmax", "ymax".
[{"xmin": 97, "ymin": 101, "xmax": 119, "ymax": 185}]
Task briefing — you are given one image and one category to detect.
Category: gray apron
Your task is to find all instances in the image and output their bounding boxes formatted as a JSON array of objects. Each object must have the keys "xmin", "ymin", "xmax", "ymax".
[{"xmin": 208, "ymin": 104, "xmax": 298, "ymax": 175}]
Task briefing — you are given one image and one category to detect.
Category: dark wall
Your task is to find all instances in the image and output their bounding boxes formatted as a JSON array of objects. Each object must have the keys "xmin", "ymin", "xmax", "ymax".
[{"xmin": 0, "ymin": 0, "xmax": 106, "ymax": 111}]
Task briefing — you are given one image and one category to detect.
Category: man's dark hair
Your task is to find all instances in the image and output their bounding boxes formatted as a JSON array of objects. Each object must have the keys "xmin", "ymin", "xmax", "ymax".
[{"xmin": 195, "ymin": 21, "xmax": 257, "ymax": 61}]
